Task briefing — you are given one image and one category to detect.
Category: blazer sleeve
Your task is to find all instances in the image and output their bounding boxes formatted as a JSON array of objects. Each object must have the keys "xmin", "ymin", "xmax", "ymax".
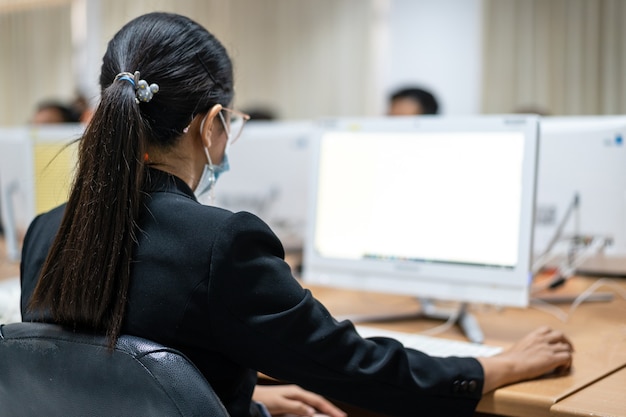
[
  {"xmin": 206, "ymin": 211, "xmax": 484, "ymax": 417},
  {"xmin": 20, "ymin": 204, "xmax": 66, "ymax": 319}
]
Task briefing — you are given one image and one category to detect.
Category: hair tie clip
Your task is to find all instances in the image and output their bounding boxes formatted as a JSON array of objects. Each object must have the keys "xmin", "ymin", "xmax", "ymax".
[{"xmin": 114, "ymin": 71, "xmax": 159, "ymax": 103}]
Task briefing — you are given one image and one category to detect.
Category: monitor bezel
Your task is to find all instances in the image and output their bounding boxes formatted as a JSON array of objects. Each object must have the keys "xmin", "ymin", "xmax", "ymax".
[{"xmin": 302, "ymin": 115, "xmax": 539, "ymax": 308}]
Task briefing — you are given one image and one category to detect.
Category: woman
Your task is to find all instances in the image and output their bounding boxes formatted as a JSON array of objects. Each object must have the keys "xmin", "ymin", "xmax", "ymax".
[{"xmin": 20, "ymin": 12, "xmax": 572, "ymax": 417}]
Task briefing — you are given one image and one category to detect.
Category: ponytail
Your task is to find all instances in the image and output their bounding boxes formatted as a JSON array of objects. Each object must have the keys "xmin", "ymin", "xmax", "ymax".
[{"xmin": 29, "ymin": 78, "xmax": 147, "ymax": 346}]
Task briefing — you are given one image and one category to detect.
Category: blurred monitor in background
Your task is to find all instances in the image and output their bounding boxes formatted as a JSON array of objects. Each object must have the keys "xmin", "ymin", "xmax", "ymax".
[
  {"xmin": 534, "ymin": 116, "xmax": 626, "ymax": 276},
  {"xmin": 0, "ymin": 125, "xmax": 82, "ymax": 261},
  {"xmin": 213, "ymin": 120, "xmax": 314, "ymax": 252}
]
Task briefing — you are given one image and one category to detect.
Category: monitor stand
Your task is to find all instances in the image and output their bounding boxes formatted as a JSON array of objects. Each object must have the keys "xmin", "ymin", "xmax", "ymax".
[{"xmin": 337, "ymin": 298, "xmax": 485, "ymax": 344}]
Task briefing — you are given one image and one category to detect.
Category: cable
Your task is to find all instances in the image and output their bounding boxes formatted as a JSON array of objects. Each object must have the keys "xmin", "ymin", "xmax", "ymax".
[
  {"xmin": 531, "ymin": 278, "xmax": 626, "ymax": 322},
  {"xmin": 532, "ymin": 193, "xmax": 580, "ymax": 274},
  {"xmin": 567, "ymin": 278, "xmax": 626, "ymax": 319},
  {"xmin": 530, "ymin": 235, "xmax": 610, "ymax": 295},
  {"xmin": 529, "ymin": 297, "xmax": 569, "ymax": 322},
  {"xmin": 419, "ymin": 307, "xmax": 461, "ymax": 336}
]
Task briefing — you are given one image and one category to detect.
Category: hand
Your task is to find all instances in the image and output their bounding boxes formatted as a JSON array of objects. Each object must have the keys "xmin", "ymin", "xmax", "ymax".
[
  {"xmin": 252, "ymin": 384, "xmax": 347, "ymax": 417},
  {"xmin": 478, "ymin": 326, "xmax": 574, "ymax": 393}
]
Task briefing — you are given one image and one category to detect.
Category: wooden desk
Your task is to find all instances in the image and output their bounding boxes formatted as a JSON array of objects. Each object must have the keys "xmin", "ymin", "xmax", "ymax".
[
  {"xmin": 304, "ymin": 277, "xmax": 626, "ymax": 417},
  {"xmin": 550, "ymin": 365, "xmax": 626, "ymax": 417}
]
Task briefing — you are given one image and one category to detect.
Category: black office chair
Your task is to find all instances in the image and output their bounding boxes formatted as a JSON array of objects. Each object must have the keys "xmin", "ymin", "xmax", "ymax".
[{"xmin": 0, "ymin": 322, "xmax": 229, "ymax": 417}]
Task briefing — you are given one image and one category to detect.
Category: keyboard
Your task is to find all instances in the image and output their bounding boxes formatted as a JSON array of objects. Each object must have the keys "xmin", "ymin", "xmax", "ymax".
[{"xmin": 355, "ymin": 325, "xmax": 503, "ymax": 358}]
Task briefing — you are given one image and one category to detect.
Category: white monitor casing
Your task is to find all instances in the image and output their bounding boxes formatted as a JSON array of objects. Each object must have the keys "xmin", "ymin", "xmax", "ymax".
[
  {"xmin": 302, "ymin": 116, "xmax": 540, "ymax": 308},
  {"xmin": 535, "ymin": 116, "xmax": 626, "ymax": 275},
  {"xmin": 213, "ymin": 120, "xmax": 314, "ymax": 251}
]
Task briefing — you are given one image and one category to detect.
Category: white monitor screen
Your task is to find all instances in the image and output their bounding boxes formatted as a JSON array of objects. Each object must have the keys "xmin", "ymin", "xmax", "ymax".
[
  {"xmin": 302, "ymin": 116, "xmax": 539, "ymax": 307},
  {"xmin": 213, "ymin": 120, "xmax": 314, "ymax": 251}
]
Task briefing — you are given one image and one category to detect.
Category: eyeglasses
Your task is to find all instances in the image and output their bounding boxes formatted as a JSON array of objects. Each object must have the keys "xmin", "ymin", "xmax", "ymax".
[{"xmin": 219, "ymin": 107, "xmax": 250, "ymax": 145}]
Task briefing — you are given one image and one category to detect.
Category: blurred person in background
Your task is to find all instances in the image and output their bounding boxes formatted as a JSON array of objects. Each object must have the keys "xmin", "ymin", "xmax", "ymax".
[
  {"xmin": 388, "ymin": 86, "xmax": 439, "ymax": 115},
  {"xmin": 31, "ymin": 100, "xmax": 81, "ymax": 125}
]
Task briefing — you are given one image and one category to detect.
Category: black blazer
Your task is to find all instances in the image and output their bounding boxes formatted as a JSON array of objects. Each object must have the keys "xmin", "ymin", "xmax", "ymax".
[{"xmin": 21, "ymin": 168, "xmax": 484, "ymax": 417}]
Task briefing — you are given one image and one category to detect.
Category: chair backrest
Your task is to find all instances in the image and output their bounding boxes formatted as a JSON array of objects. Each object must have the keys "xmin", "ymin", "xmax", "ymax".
[{"xmin": 0, "ymin": 322, "xmax": 229, "ymax": 417}]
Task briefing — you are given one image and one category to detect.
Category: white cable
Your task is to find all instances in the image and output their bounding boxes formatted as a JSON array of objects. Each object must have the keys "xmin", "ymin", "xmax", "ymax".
[
  {"xmin": 531, "ymin": 278, "xmax": 626, "ymax": 322},
  {"xmin": 567, "ymin": 278, "xmax": 626, "ymax": 319},
  {"xmin": 419, "ymin": 306, "xmax": 462, "ymax": 336},
  {"xmin": 530, "ymin": 236, "xmax": 609, "ymax": 295},
  {"xmin": 532, "ymin": 250, "xmax": 562, "ymax": 275},
  {"xmin": 529, "ymin": 297, "xmax": 569, "ymax": 322},
  {"xmin": 560, "ymin": 236, "xmax": 608, "ymax": 275}
]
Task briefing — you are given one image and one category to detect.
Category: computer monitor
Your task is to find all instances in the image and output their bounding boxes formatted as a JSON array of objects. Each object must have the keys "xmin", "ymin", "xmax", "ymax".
[
  {"xmin": 214, "ymin": 120, "xmax": 314, "ymax": 251},
  {"xmin": 0, "ymin": 127, "xmax": 31, "ymax": 261},
  {"xmin": 534, "ymin": 116, "xmax": 626, "ymax": 276},
  {"xmin": 0, "ymin": 125, "xmax": 82, "ymax": 261},
  {"xmin": 302, "ymin": 116, "xmax": 539, "ymax": 321}
]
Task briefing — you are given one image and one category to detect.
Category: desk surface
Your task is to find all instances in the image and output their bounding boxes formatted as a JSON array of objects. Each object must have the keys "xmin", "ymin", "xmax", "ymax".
[
  {"xmin": 304, "ymin": 277, "xmax": 626, "ymax": 417},
  {"xmin": 550, "ymin": 365, "xmax": 626, "ymax": 417}
]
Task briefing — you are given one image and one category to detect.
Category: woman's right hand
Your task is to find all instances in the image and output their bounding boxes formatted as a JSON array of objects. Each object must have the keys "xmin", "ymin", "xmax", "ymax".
[{"xmin": 478, "ymin": 326, "xmax": 574, "ymax": 394}]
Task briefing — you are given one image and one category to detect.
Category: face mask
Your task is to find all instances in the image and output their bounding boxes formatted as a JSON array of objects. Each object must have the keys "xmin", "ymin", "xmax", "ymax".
[
  {"xmin": 193, "ymin": 111, "xmax": 232, "ymax": 205},
  {"xmin": 194, "ymin": 147, "xmax": 230, "ymax": 205}
]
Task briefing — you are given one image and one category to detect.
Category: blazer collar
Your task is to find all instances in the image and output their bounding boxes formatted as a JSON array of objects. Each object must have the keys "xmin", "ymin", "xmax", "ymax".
[{"xmin": 143, "ymin": 167, "xmax": 196, "ymax": 200}]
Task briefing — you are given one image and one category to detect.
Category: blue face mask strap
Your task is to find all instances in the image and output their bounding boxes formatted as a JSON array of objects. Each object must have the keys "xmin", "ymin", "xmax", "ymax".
[
  {"xmin": 194, "ymin": 111, "xmax": 230, "ymax": 205},
  {"xmin": 198, "ymin": 146, "xmax": 216, "ymax": 204}
]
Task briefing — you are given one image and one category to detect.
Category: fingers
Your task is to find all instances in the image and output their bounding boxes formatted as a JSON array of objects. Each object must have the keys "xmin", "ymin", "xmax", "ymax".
[
  {"xmin": 252, "ymin": 385, "xmax": 346, "ymax": 417},
  {"xmin": 303, "ymin": 396, "xmax": 346, "ymax": 417},
  {"xmin": 546, "ymin": 330, "xmax": 574, "ymax": 352},
  {"xmin": 534, "ymin": 327, "xmax": 575, "ymax": 362},
  {"xmin": 281, "ymin": 386, "xmax": 347, "ymax": 417},
  {"xmin": 494, "ymin": 326, "xmax": 575, "ymax": 383},
  {"xmin": 280, "ymin": 398, "xmax": 317, "ymax": 417},
  {"xmin": 526, "ymin": 326, "xmax": 574, "ymax": 351}
]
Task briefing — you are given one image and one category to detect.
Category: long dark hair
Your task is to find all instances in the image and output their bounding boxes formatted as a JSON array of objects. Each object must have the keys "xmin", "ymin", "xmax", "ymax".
[{"xmin": 29, "ymin": 12, "xmax": 234, "ymax": 345}]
